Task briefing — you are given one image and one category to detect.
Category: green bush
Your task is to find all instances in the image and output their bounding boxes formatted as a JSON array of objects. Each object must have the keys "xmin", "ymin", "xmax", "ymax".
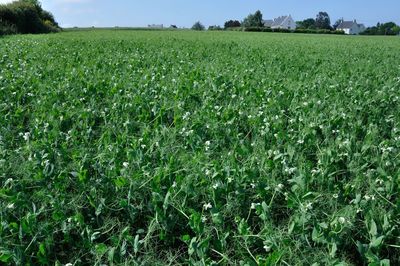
[
  {"xmin": 225, "ymin": 27, "xmax": 243, "ymax": 31},
  {"xmin": 192, "ymin": 21, "xmax": 205, "ymax": 31},
  {"xmin": 0, "ymin": 19, "xmax": 17, "ymax": 35}
]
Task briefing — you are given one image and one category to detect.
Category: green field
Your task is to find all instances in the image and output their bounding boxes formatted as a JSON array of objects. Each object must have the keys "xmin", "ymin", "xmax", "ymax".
[{"xmin": 1, "ymin": 30, "xmax": 400, "ymax": 265}]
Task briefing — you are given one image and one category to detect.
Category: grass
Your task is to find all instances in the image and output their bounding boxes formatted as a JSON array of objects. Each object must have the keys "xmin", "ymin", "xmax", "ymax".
[{"xmin": 1, "ymin": 30, "xmax": 400, "ymax": 265}]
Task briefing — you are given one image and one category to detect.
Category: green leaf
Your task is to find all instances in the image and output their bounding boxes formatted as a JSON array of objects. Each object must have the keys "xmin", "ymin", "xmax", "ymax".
[
  {"xmin": 134, "ymin": 234, "xmax": 140, "ymax": 254},
  {"xmin": 181, "ymin": 234, "xmax": 191, "ymax": 243},
  {"xmin": 370, "ymin": 220, "xmax": 378, "ymax": 237},
  {"xmin": 108, "ymin": 247, "xmax": 115, "ymax": 262},
  {"xmin": 95, "ymin": 243, "xmax": 108, "ymax": 255},
  {"xmin": 370, "ymin": 236, "xmax": 384, "ymax": 248},
  {"xmin": 39, "ymin": 242, "xmax": 46, "ymax": 256},
  {"xmin": 330, "ymin": 243, "xmax": 337, "ymax": 258},
  {"xmin": 0, "ymin": 251, "xmax": 12, "ymax": 263},
  {"xmin": 262, "ymin": 201, "xmax": 268, "ymax": 212},
  {"xmin": 264, "ymin": 251, "xmax": 283, "ymax": 265},
  {"xmin": 380, "ymin": 259, "xmax": 390, "ymax": 266},
  {"xmin": 188, "ymin": 237, "xmax": 197, "ymax": 256}
]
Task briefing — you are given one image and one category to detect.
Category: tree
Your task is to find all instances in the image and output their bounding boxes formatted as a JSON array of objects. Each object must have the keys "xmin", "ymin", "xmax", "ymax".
[
  {"xmin": 393, "ymin": 26, "xmax": 400, "ymax": 35},
  {"xmin": 0, "ymin": 0, "xmax": 59, "ymax": 35},
  {"xmin": 360, "ymin": 21, "xmax": 399, "ymax": 35},
  {"xmin": 333, "ymin": 18, "xmax": 343, "ymax": 30},
  {"xmin": 21, "ymin": 0, "xmax": 41, "ymax": 6},
  {"xmin": 192, "ymin": 21, "xmax": 205, "ymax": 31},
  {"xmin": 224, "ymin": 20, "xmax": 241, "ymax": 29},
  {"xmin": 243, "ymin": 10, "xmax": 263, "ymax": 28},
  {"xmin": 381, "ymin": 22, "xmax": 397, "ymax": 35},
  {"xmin": 315, "ymin": 11, "xmax": 331, "ymax": 30},
  {"xmin": 296, "ymin": 18, "xmax": 316, "ymax": 29}
]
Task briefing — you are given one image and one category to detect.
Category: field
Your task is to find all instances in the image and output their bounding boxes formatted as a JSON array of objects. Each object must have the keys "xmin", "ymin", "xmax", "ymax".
[{"xmin": 1, "ymin": 30, "xmax": 400, "ymax": 265}]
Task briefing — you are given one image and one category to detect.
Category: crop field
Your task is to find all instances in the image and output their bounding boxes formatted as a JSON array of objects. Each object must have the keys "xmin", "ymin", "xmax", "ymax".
[{"xmin": 1, "ymin": 30, "xmax": 400, "ymax": 265}]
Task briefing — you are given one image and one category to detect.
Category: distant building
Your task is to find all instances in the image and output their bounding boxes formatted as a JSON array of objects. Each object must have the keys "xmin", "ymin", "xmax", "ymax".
[
  {"xmin": 263, "ymin": 20, "xmax": 274, "ymax": 28},
  {"xmin": 337, "ymin": 20, "xmax": 365, "ymax": 35},
  {"xmin": 148, "ymin": 24, "xmax": 164, "ymax": 29},
  {"xmin": 263, "ymin": 15, "xmax": 296, "ymax": 30}
]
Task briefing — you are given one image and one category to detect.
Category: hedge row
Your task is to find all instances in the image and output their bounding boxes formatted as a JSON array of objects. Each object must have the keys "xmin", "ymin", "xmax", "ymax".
[
  {"xmin": 223, "ymin": 27, "xmax": 345, "ymax": 35},
  {"xmin": 242, "ymin": 27, "xmax": 345, "ymax": 34}
]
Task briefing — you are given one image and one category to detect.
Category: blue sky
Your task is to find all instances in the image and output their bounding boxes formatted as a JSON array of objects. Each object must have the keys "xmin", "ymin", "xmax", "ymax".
[{"xmin": 1, "ymin": 0, "xmax": 399, "ymax": 28}]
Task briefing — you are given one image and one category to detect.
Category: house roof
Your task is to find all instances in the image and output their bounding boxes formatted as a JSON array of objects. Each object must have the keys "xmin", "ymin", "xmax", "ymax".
[
  {"xmin": 263, "ymin": 20, "xmax": 273, "ymax": 27},
  {"xmin": 337, "ymin": 21, "xmax": 356, "ymax": 29},
  {"xmin": 337, "ymin": 20, "xmax": 366, "ymax": 30},
  {"xmin": 273, "ymin": 16, "xmax": 288, "ymax": 27},
  {"xmin": 263, "ymin": 15, "xmax": 292, "ymax": 28}
]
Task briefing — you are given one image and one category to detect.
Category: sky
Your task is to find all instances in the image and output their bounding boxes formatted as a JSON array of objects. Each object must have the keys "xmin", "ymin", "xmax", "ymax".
[{"xmin": 0, "ymin": 0, "xmax": 399, "ymax": 28}]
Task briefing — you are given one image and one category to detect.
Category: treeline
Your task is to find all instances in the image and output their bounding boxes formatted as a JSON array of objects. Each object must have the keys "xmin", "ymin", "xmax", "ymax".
[
  {"xmin": 361, "ymin": 22, "xmax": 400, "ymax": 35},
  {"xmin": 0, "ymin": 0, "xmax": 59, "ymax": 36},
  {"xmin": 297, "ymin": 12, "xmax": 334, "ymax": 30},
  {"xmin": 195, "ymin": 10, "xmax": 400, "ymax": 36},
  {"xmin": 196, "ymin": 10, "xmax": 344, "ymax": 34}
]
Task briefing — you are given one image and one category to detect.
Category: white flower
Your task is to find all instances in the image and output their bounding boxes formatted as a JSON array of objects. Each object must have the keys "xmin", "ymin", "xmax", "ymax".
[
  {"xmin": 23, "ymin": 132, "xmax": 30, "ymax": 141},
  {"xmin": 251, "ymin": 203, "xmax": 260, "ymax": 209},
  {"xmin": 338, "ymin": 217, "xmax": 346, "ymax": 224},
  {"xmin": 4, "ymin": 178, "xmax": 13, "ymax": 186},
  {"xmin": 212, "ymin": 183, "xmax": 220, "ymax": 190},
  {"xmin": 172, "ymin": 181, "xmax": 177, "ymax": 188},
  {"xmin": 333, "ymin": 194, "xmax": 339, "ymax": 199},
  {"xmin": 201, "ymin": 216, "xmax": 207, "ymax": 223},
  {"xmin": 205, "ymin": 141, "xmax": 211, "ymax": 151},
  {"xmin": 122, "ymin": 162, "xmax": 129, "ymax": 168},
  {"xmin": 276, "ymin": 183, "xmax": 284, "ymax": 191},
  {"xmin": 203, "ymin": 203, "xmax": 212, "ymax": 210},
  {"xmin": 263, "ymin": 245, "xmax": 271, "ymax": 252},
  {"xmin": 182, "ymin": 112, "xmax": 190, "ymax": 120}
]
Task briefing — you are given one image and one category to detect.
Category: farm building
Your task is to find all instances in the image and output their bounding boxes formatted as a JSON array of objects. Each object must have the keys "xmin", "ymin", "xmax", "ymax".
[
  {"xmin": 337, "ymin": 20, "xmax": 365, "ymax": 34},
  {"xmin": 148, "ymin": 24, "xmax": 164, "ymax": 29},
  {"xmin": 263, "ymin": 15, "xmax": 297, "ymax": 30}
]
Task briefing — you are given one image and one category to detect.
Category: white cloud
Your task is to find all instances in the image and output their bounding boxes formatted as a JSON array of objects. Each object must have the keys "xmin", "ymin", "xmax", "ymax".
[{"xmin": 0, "ymin": 0, "xmax": 14, "ymax": 4}]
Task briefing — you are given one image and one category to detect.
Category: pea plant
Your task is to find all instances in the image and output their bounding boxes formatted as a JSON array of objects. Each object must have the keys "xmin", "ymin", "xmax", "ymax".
[{"xmin": 0, "ymin": 30, "xmax": 400, "ymax": 265}]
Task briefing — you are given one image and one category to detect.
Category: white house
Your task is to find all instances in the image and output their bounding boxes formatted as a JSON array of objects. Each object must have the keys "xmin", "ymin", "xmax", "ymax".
[
  {"xmin": 337, "ymin": 20, "xmax": 365, "ymax": 35},
  {"xmin": 263, "ymin": 15, "xmax": 297, "ymax": 30}
]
